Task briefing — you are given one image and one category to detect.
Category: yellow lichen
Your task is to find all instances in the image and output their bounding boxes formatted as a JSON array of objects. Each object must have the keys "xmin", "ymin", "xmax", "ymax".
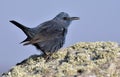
[{"xmin": 2, "ymin": 42, "xmax": 120, "ymax": 77}]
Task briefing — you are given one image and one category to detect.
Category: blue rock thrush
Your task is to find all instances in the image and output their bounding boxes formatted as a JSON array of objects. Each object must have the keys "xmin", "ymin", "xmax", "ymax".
[{"xmin": 10, "ymin": 12, "xmax": 79, "ymax": 57}]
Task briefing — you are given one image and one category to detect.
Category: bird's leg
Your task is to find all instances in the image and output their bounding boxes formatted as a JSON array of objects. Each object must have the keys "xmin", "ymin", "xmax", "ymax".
[
  {"xmin": 45, "ymin": 53, "xmax": 53, "ymax": 62},
  {"xmin": 42, "ymin": 51, "xmax": 50, "ymax": 62}
]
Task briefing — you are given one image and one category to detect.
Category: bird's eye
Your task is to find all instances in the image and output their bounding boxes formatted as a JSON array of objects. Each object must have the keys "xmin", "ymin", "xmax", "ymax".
[{"xmin": 63, "ymin": 17, "xmax": 68, "ymax": 20}]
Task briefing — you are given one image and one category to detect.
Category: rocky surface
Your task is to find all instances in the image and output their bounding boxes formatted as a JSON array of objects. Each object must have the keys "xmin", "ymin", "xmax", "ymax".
[{"xmin": 2, "ymin": 42, "xmax": 120, "ymax": 77}]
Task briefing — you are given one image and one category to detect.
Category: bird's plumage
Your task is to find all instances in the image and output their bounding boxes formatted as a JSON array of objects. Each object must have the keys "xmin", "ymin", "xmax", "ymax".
[{"xmin": 10, "ymin": 12, "xmax": 79, "ymax": 56}]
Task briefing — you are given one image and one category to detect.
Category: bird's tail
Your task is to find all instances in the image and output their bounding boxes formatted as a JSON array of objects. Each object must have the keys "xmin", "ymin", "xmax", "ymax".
[
  {"xmin": 10, "ymin": 20, "xmax": 30, "ymax": 35},
  {"xmin": 10, "ymin": 20, "xmax": 31, "ymax": 43}
]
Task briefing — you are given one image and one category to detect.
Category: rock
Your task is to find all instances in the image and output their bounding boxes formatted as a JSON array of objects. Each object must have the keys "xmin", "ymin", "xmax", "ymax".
[{"xmin": 2, "ymin": 42, "xmax": 120, "ymax": 77}]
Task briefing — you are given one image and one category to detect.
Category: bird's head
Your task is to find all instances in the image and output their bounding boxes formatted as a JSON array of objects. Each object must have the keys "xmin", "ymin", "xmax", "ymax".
[{"xmin": 53, "ymin": 12, "xmax": 79, "ymax": 27}]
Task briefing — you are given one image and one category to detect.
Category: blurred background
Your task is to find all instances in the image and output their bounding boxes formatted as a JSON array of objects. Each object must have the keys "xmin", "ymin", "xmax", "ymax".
[{"xmin": 0, "ymin": 0, "xmax": 120, "ymax": 75}]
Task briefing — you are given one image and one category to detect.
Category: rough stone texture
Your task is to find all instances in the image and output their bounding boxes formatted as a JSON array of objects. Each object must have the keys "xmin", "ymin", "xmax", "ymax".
[{"xmin": 2, "ymin": 42, "xmax": 120, "ymax": 77}]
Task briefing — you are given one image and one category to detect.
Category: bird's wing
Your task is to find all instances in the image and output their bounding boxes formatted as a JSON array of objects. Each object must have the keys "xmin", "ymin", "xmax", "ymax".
[{"xmin": 24, "ymin": 20, "xmax": 66, "ymax": 45}]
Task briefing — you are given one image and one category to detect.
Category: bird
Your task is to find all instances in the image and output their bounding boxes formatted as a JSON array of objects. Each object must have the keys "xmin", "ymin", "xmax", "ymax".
[{"xmin": 10, "ymin": 12, "xmax": 79, "ymax": 57}]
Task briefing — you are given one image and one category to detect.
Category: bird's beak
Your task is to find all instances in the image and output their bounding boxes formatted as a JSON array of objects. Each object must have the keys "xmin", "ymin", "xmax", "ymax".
[{"xmin": 69, "ymin": 17, "xmax": 80, "ymax": 20}]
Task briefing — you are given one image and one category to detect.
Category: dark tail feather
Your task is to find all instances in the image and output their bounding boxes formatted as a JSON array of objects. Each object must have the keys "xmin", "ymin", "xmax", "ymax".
[
  {"xmin": 9, "ymin": 20, "xmax": 30, "ymax": 36},
  {"xmin": 10, "ymin": 20, "xmax": 31, "ymax": 43},
  {"xmin": 20, "ymin": 37, "xmax": 29, "ymax": 44}
]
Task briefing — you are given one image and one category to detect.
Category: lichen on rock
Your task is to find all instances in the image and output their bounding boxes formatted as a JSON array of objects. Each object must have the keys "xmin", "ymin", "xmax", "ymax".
[{"xmin": 2, "ymin": 42, "xmax": 120, "ymax": 77}]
